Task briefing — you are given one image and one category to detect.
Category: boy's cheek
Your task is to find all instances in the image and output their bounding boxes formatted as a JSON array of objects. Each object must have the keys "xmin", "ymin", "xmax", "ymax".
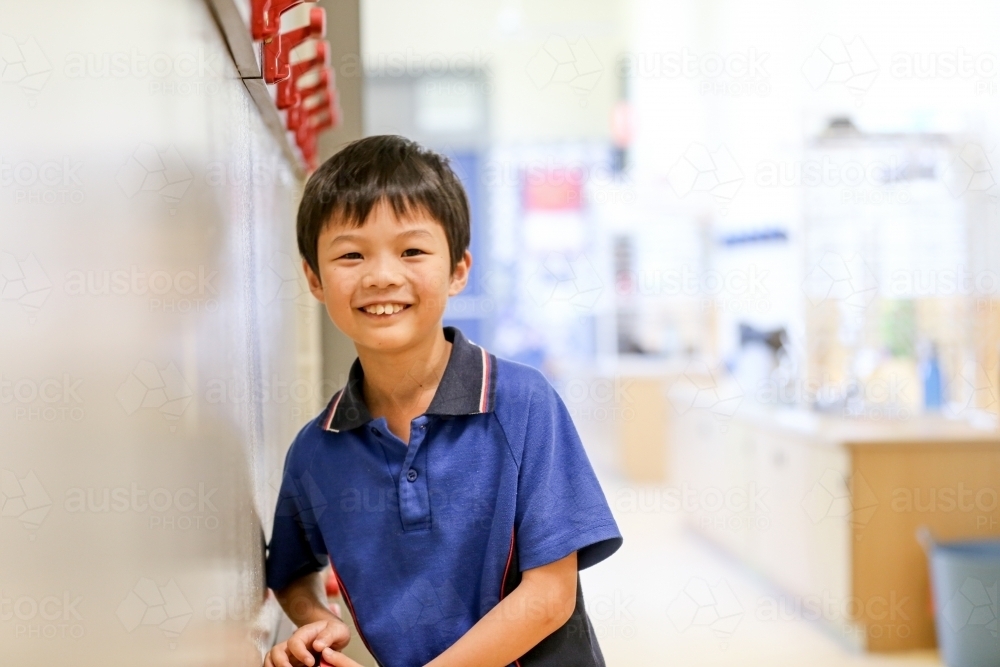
[
  {"xmin": 416, "ymin": 276, "xmax": 452, "ymax": 304},
  {"xmin": 322, "ymin": 280, "xmax": 355, "ymax": 312},
  {"xmin": 331, "ymin": 301, "xmax": 357, "ymax": 321}
]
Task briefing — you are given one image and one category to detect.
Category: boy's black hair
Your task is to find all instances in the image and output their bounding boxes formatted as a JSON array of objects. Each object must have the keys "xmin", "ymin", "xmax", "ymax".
[{"xmin": 297, "ymin": 135, "xmax": 471, "ymax": 280}]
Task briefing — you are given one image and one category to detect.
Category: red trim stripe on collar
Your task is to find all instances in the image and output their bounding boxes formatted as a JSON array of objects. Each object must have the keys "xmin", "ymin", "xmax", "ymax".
[
  {"xmin": 478, "ymin": 346, "xmax": 491, "ymax": 413},
  {"xmin": 323, "ymin": 388, "xmax": 345, "ymax": 432}
]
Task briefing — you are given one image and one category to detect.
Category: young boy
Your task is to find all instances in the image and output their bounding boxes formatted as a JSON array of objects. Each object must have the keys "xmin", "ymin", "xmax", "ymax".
[{"xmin": 264, "ymin": 135, "xmax": 622, "ymax": 667}]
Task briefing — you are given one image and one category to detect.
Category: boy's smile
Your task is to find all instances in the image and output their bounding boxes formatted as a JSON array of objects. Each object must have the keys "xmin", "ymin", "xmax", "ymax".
[
  {"xmin": 304, "ymin": 199, "xmax": 471, "ymax": 354},
  {"xmin": 358, "ymin": 302, "xmax": 410, "ymax": 316}
]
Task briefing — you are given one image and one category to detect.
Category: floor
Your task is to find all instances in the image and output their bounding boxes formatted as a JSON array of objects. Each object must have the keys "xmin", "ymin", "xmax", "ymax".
[{"xmin": 576, "ymin": 413, "xmax": 943, "ymax": 667}]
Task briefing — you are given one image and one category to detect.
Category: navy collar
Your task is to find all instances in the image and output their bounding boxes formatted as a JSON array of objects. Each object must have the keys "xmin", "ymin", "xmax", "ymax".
[{"xmin": 322, "ymin": 326, "xmax": 497, "ymax": 433}]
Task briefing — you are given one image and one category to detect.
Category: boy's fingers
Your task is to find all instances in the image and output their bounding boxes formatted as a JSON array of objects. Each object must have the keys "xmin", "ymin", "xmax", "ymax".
[
  {"xmin": 314, "ymin": 622, "xmax": 349, "ymax": 651},
  {"xmin": 287, "ymin": 635, "xmax": 317, "ymax": 666},
  {"xmin": 320, "ymin": 648, "xmax": 365, "ymax": 667},
  {"xmin": 310, "ymin": 628, "xmax": 332, "ymax": 651},
  {"xmin": 268, "ymin": 646, "xmax": 294, "ymax": 667}
]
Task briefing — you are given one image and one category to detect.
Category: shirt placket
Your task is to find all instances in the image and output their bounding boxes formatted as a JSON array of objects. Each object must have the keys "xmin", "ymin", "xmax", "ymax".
[{"xmin": 397, "ymin": 415, "xmax": 431, "ymax": 531}]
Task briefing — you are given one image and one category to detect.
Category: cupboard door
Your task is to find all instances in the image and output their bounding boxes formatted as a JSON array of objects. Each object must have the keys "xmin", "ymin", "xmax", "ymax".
[{"xmin": 751, "ymin": 431, "xmax": 856, "ymax": 643}]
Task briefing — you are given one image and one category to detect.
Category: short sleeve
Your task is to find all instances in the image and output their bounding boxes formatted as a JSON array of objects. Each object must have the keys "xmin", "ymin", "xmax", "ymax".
[
  {"xmin": 265, "ymin": 442, "xmax": 331, "ymax": 592},
  {"xmin": 514, "ymin": 380, "xmax": 623, "ymax": 572}
]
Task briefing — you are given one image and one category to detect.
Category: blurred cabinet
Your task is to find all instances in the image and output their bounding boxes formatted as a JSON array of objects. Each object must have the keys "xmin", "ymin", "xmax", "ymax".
[
  {"xmin": 611, "ymin": 360, "xmax": 721, "ymax": 484},
  {"xmin": 618, "ymin": 375, "xmax": 669, "ymax": 482},
  {"xmin": 673, "ymin": 408, "xmax": 1000, "ymax": 651}
]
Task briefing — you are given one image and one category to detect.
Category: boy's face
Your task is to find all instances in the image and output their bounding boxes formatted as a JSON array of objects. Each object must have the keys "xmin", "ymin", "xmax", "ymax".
[{"xmin": 304, "ymin": 200, "xmax": 471, "ymax": 353}]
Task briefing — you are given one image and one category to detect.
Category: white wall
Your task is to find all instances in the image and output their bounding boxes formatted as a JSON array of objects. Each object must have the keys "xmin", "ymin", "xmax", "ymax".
[
  {"xmin": 1, "ymin": 1, "xmax": 319, "ymax": 663},
  {"xmin": 361, "ymin": 0, "xmax": 630, "ymax": 142}
]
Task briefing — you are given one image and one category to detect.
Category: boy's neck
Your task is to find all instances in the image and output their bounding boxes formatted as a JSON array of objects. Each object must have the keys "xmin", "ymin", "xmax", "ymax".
[{"xmin": 356, "ymin": 326, "xmax": 453, "ymax": 425}]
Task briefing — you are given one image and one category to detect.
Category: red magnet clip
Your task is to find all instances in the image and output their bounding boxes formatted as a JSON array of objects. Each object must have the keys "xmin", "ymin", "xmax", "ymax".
[
  {"xmin": 251, "ymin": 0, "xmax": 313, "ymax": 41},
  {"xmin": 263, "ymin": 6, "xmax": 326, "ymax": 84},
  {"xmin": 299, "ymin": 76, "xmax": 335, "ymax": 117},
  {"xmin": 312, "ymin": 111, "xmax": 336, "ymax": 133},
  {"xmin": 309, "ymin": 92, "xmax": 341, "ymax": 133},
  {"xmin": 285, "ymin": 99, "xmax": 317, "ymax": 169},
  {"xmin": 298, "ymin": 127, "xmax": 317, "ymax": 162},
  {"xmin": 298, "ymin": 69, "xmax": 332, "ymax": 107},
  {"xmin": 280, "ymin": 66, "xmax": 330, "ymax": 112},
  {"xmin": 276, "ymin": 42, "xmax": 329, "ymax": 109},
  {"xmin": 285, "ymin": 79, "xmax": 339, "ymax": 171},
  {"xmin": 286, "ymin": 97, "xmax": 315, "ymax": 136},
  {"xmin": 286, "ymin": 100, "xmax": 303, "ymax": 133},
  {"xmin": 295, "ymin": 123, "xmax": 318, "ymax": 170},
  {"xmin": 293, "ymin": 104, "xmax": 316, "ymax": 142},
  {"xmin": 298, "ymin": 102, "xmax": 332, "ymax": 169}
]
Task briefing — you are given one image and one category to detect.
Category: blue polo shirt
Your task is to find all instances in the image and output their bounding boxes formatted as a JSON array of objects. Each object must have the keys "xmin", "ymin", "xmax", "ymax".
[{"xmin": 265, "ymin": 325, "xmax": 623, "ymax": 667}]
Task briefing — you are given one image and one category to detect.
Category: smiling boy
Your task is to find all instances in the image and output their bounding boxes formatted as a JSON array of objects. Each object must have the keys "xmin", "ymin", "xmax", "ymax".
[{"xmin": 264, "ymin": 135, "xmax": 622, "ymax": 667}]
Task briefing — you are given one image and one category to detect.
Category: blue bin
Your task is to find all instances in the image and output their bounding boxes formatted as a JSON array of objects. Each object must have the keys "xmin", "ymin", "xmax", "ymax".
[{"xmin": 920, "ymin": 528, "xmax": 1000, "ymax": 667}]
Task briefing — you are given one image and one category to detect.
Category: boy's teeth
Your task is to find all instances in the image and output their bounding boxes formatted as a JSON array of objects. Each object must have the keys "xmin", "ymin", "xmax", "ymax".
[{"xmin": 364, "ymin": 303, "xmax": 404, "ymax": 315}]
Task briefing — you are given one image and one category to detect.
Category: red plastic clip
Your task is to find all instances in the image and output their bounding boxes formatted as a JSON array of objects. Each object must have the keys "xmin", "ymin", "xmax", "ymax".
[
  {"xmin": 251, "ymin": 0, "xmax": 312, "ymax": 42},
  {"xmin": 287, "ymin": 103, "xmax": 316, "ymax": 169},
  {"xmin": 295, "ymin": 122, "xmax": 318, "ymax": 170},
  {"xmin": 286, "ymin": 95, "xmax": 322, "ymax": 134},
  {"xmin": 286, "ymin": 101, "xmax": 303, "ymax": 132},
  {"xmin": 262, "ymin": 6, "xmax": 326, "ymax": 84},
  {"xmin": 308, "ymin": 92, "xmax": 340, "ymax": 133},
  {"xmin": 309, "ymin": 110, "xmax": 338, "ymax": 134},
  {"xmin": 275, "ymin": 42, "xmax": 329, "ymax": 109},
  {"xmin": 284, "ymin": 76, "xmax": 339, "ymax": 171},
  {"xmin": 313, "ymin": 113, "xmax": 335, "ymax": 133},
  {"xmin": 294, "ymin": 101, "xmax": 334, "ymax": 170},
  {"xmin": 297, "ymin": 69, "xmax": 331, "ymax": 105},
  {"xmin": 280, "ymin": 67, "xmax": 330, "ymax": 111},
  {"xmin": 297, "ymin": 124, "xmax": 316, "ymax": 156}
]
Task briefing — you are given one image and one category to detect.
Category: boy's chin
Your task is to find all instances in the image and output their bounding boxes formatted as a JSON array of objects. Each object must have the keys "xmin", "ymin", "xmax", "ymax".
[{"xmin": 348, "ymin": 320, "xmax": 437, "ymax": 351}]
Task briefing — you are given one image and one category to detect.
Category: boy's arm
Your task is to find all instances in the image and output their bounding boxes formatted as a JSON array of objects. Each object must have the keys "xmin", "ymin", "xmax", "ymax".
[
  {"xmin": 266, "ymin": 571, "xmax": 351, "ymax": 667},
  {"xmin": 424, "ymin": 551, "xmax": 578, "ymax": 667}
]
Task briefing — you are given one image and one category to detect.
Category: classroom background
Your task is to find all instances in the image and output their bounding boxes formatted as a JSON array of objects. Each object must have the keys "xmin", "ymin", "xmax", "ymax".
[{"xmin": 2, "ymin": 0, "xmax": 1000, "ymax": 665}]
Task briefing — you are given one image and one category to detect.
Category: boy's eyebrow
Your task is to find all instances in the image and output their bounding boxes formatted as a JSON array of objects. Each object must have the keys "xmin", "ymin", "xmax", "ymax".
[
  {"xmin": 328, "ymin": 228, "xmax": 434, "ymax": 245},
  {"xmin": 397, "ymin": 229, "xmax": 434, "ymax": 239},
  {"xmin": 328, "ymin": 232, "xmax": 359, "ymax": 246}
]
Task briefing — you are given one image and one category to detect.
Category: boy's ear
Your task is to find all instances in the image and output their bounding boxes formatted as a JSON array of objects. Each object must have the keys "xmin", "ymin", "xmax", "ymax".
[
  {"xmin": 302, "ymin": 259, "xmax": 326, "ymax": 302},
  {"xmin": 448, "ymin": 250, "xmax": 473, "ymax": 297}
]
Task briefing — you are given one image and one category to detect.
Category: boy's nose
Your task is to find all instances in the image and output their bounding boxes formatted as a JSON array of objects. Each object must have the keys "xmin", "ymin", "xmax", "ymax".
[{"xmin": 361, "ymin": 260, "xmax": 404, "ymax": 289}]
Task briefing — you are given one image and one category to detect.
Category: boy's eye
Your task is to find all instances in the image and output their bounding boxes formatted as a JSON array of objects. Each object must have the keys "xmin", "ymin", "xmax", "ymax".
[
  {"xmin": 402, "ymin": 248, "xmax": 426, "ymax": 257},
  {"xmin": 338, "ymin": 252, "xmax": 363, "ymax": 260}
]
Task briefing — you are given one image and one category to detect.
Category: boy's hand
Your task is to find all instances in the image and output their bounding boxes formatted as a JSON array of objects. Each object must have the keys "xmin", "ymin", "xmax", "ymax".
[
  {"xmin": 264, "ymin": 618, "xmax": 351, "ymax": 667},
  {"xmin": 314, "ymin": 651, "xmax": 366, "ymax": 667}
]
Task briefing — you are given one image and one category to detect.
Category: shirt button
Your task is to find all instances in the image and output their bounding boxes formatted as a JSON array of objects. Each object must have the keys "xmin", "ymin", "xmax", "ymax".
[
  {"xmin": 370, "ymin": 427, "xmax": 380, "ymax": 436},
  {"xmin": 406, "ymin": 469, "xmax": 418, "ymax": 482}
]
